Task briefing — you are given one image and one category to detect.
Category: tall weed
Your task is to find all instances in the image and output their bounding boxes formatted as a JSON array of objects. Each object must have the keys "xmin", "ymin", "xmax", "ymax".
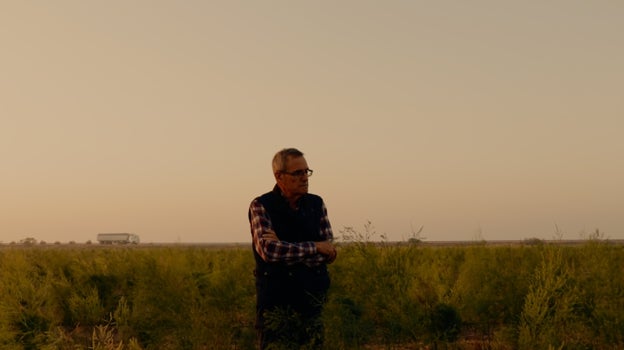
[{"xmin": 518, "ymin": 247, "xmax": 590, "ymax": 349}]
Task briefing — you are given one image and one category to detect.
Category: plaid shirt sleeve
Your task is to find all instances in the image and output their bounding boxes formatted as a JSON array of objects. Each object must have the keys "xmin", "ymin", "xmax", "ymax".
[
  {"xmin": 249, "ymin": 198, "xmax": 319, "ymax": 264},
  {"xmin": 302, "ymin": 201, "xmax": 334, "ymax": 265}
]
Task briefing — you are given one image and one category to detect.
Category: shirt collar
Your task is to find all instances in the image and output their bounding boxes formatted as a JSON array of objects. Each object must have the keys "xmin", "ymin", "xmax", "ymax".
[{"xmin": 273, "ymin": 184, "xmax": 305, "ymax": 209}]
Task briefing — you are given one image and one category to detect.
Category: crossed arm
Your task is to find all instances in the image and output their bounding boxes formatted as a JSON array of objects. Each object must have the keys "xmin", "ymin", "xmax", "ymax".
[{"xmin": 249, "ymin": 199, "xmax": 337, "ymax": 265}]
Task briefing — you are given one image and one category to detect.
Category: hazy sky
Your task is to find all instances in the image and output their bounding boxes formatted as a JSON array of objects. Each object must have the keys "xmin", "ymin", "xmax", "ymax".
[{"xmin": 2, "ymin": 1, "xmax": 623, "ymax": 243}]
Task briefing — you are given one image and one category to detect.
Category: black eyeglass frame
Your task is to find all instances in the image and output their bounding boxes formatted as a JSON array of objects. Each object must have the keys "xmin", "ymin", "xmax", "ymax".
[{"xmin": 281, "ymin": 169, "xmax": 313, "ymax": 177}]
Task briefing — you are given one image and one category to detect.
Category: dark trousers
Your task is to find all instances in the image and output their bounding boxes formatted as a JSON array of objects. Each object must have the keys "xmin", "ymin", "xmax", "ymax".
[{"xmin": 255, "ymin": 265, "xmax": 330, "ymax": 350}]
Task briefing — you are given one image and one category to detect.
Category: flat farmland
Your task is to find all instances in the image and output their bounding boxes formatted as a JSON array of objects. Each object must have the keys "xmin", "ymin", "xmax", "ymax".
[{"xmin": 1, "ymin": 239, "xmax": 623, "ymax": 349}]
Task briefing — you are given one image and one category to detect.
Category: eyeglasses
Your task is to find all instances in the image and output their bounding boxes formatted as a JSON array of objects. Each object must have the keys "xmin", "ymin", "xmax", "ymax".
[{"xmin": 282, "ymin": 169, "xmax": 313, "ymax": 177}]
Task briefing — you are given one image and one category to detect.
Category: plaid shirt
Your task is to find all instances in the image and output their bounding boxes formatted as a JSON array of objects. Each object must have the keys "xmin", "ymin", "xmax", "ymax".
[{"xmin": 249, "ymin": 194, "xmax": 334, "ymax": 267}]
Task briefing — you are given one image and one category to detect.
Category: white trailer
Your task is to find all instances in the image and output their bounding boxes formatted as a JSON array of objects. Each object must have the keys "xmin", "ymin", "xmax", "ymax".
[{"xmin": 97, "ymin": 233, "xmax": 140, "ymax": 244}]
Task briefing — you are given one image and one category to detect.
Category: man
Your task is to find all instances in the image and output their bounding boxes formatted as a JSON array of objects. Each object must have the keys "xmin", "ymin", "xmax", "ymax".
[{"xmin": 248, "ymin": 148, "xmax": 337, "ymax": 349}]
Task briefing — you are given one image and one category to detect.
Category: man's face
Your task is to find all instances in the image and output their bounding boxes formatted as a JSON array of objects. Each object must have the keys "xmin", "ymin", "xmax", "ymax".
[{"xmin": 276, "ymin": 156, "xmax": 310, "ymax": 199}]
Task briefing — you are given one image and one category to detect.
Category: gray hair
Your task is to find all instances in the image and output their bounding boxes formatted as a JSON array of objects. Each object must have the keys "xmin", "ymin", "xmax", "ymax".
[{"xmin": 272, "ymin": 148, "xmax": 304, "ymax": 173}]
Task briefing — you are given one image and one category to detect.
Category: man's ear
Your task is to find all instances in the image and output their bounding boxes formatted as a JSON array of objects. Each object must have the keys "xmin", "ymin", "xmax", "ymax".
[{"xmin": 274, "ymin": 172, "xmax": 282, "ymax": 181}]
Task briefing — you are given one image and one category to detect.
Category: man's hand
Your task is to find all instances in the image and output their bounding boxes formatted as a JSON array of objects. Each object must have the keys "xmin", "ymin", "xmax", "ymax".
[
  {"xmin": 262, "ymin": 229, "xmax": 279, "ymax": 242},
  {"xmin": 315, "ymin": 241, "xmax": 337, "ymax": 264}
]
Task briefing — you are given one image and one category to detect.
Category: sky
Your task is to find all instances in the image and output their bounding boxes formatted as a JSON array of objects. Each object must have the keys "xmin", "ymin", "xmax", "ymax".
[{"xmin": 2, "ymin": 1, "xmax": 623, "ymax": 244}]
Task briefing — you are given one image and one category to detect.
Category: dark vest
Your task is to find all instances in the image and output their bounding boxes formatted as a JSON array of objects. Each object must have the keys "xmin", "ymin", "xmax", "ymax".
[{"xmin": 251, "ymin": 186, "xmax": 324, "ymax": 274}]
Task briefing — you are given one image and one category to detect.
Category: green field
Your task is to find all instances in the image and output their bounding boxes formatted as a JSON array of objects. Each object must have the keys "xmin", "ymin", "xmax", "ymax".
[{"xmin": 1, "ymin": 240, "xmax": 623, "ymax": 349}]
